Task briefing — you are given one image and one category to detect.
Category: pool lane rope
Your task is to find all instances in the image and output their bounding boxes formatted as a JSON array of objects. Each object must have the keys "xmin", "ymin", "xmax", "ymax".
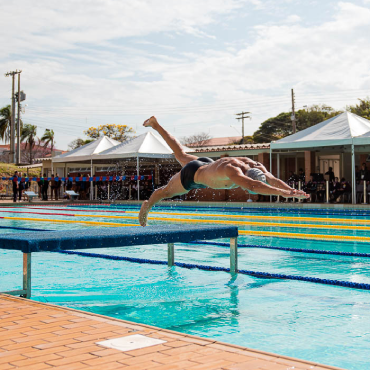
[
  {"xmin": 57, "ymin": 250, "xmax": 370, "ymax": 291},
  {"xmin": 2, "ymin": 210, "xmax": 370, "ymax": 231},
  {"xmin": 7, "ymin": 206, "xmax": 370, "ymax": 225},
  {"xmin": 2, "ymin": 216, "xmax": 370, "ymax": 242}
]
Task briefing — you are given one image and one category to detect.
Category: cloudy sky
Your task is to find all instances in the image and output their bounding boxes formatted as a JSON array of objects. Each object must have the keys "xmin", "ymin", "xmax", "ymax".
[{"xmin": 1, "ymin": 0, "xmax": 370, "ymax": 149}]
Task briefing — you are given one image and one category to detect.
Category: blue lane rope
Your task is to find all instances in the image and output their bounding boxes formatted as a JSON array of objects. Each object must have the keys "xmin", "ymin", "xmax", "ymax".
[
  {"xmin": 57, "ymin": 250, "xmax": 370, "ymax": 291},
  {"xmin": 188, "ymin": 241, "xmax": 370, "ymax": 258},
  {"xmin": 0, "ymin": 226, "xmax": 53, "ymax": 232}
]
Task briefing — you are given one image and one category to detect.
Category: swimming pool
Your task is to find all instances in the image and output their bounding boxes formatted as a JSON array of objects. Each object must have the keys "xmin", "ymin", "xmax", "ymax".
[{"xmin": 1, "ymin": 204, "xmax": 370, "ymax": 370}]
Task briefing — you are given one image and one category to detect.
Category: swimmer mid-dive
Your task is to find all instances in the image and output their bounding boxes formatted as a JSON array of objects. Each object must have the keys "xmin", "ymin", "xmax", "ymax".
[{"xmin": 139, "ymin": 116, "xmax": 309, "ymax": 226}]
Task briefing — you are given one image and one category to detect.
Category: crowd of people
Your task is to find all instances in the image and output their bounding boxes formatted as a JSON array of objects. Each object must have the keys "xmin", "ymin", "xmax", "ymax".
[
  {"xmin": 11, "ymin": 171, "xmax": 155, "ymax": 202},
  {"xmin": 285, "ymin": 167, "xmax": 354, "ymax": 203}
]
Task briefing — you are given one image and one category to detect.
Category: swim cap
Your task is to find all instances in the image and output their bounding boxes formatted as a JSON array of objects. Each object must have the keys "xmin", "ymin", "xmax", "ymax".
[{"xmin": 246, "ymin": 168, "xmax": 267, "ymax": 194}]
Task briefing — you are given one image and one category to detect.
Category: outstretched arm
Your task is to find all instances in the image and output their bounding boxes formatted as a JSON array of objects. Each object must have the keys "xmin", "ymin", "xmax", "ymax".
[
  {"xmin": 253, "ymin": 162, "xmax": 299, "ymax": 192},
  {"xmin": 226, "ymin": 165, "xmax": 308, "ymax": 199}
]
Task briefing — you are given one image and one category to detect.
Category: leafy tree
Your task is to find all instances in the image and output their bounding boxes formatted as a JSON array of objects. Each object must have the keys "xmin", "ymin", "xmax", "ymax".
[
  {"xmin": 252, "ymin": 105, "xmax": 342, "ymax": 143},
  {"xmin": 68, "ymin": 138, "xmax": 94, "ymax": 150},
  {"xmin": 0, "ymin": 105, "xmax": 12, "ymax": 143},
  {"xmin": 41, "ymin": 129, "xmax": 55, "ymax": 154},
  {"xmin": 84, "ymin": 124, "xmax": 135, "ymax": 142},
  {"xmin": 180, "ymin": 132, "xmax": 211, "ymax": 146},
  {"xmin": 347, "ymin": 98, "xmax": 370, "ymax": 119},
  {"xmin": 21, "ymin": 124, "xmax": 37, "ymax": 164}
]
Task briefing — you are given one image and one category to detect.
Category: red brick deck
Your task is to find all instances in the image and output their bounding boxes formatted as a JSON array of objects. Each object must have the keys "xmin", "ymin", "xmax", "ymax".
[{"xmin": 0, "ymin": 295, "xmax": 344, "ymax": 370}]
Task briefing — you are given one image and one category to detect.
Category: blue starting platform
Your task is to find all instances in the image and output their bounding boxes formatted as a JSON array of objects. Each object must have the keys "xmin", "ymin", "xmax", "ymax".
[{"xmin": 0, "ymin": 225, "xmax": 238, "ymax": 298}]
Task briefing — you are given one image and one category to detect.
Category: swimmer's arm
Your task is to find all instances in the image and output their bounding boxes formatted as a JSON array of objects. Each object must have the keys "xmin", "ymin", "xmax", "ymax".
[
  {"xmin": 253, "ymin": 162, "xmax": 295, "ymax": 191},
  {"xmin": 225, "ymin": 165, "xmax": 294, "ymax": 197},
  {"xmin": 234, "ymin": 157, "xmax": 258, "ymax": 166}
]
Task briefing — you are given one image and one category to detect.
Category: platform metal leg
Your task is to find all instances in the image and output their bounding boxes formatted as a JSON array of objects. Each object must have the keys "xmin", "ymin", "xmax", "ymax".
[
  {"xmin": 230, "ymin": 237, "xmax": 238, "ymax": 274},
  {"xmin": 168, "ymin": 243, "xmax": 174, "ymax": 267},
  {"xmin": 22, "ymin": 253, "xmax": 31, "ymax": 298}
]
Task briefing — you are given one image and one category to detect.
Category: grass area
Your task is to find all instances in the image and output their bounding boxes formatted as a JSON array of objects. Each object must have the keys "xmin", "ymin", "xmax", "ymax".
[{"xmin": 0, "ymin": 162, "xmax": 41, "ymax": 194}]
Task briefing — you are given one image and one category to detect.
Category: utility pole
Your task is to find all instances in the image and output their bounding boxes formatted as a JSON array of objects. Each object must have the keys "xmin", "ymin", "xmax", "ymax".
[
  {"xmin": 16, "ymin": 72, "xmax": 21, "ymax": 164},
  {"xmin": 235, "ymin": 111, "xmax": 251, "ymax": 144},
  {"xmin": 291, "ymin": 88, "xmax": 296, "ymax": 134},
  {"xmin": 5, "ymin": 70, "xmax": 22, "ymax": 163}
]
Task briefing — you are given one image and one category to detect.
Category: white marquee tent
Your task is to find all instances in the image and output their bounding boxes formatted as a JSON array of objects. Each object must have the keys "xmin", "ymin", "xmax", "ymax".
[
  {"xmin": 53, "ymin": 136, "xmax": 120, "ymax": 163},
  {"xmin": 270, "ymin": 112, "xmax": 370, "ymax": 150},
  {"xmin": 52, "ymin": 132, "xmax": 193, "ymax": 200},
  {"xmin": 270, "ymin": 112, "xmax": 370, "ymax": 203}
]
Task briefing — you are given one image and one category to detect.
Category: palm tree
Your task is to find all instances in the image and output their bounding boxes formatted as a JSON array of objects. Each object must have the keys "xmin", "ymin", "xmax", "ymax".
[
  {"xmin": 21, "ymin": 124, "xmax": 37, "ymax": 164},
  {"xmin": 41, "ymin": 129, "xmax": 55, "ymax": 156},
  {"xmin": 0, "ymin": 105, "xmax": 12, "ymax": 143}
]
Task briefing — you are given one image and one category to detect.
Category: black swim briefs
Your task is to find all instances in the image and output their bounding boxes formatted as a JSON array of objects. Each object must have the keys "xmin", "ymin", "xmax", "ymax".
[{"xmin": 180, "ymin": 157, "xmax": 214, "ymax": 190}]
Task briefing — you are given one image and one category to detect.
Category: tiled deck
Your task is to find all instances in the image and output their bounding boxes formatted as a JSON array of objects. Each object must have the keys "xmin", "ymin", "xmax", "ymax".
[{"xmin": 0, "ymin": 295, "xmax": 344, "ymax": 370}]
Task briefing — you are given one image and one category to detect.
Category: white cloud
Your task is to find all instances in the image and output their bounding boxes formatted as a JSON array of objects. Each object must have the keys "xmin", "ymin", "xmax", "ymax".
[
  {"xmin": 1, "ymin": 1, "xmax": 370, "ymax": 147},
  {"xmin": 285, "ymin": 14, "xmax": 301, "ymax": 23}
]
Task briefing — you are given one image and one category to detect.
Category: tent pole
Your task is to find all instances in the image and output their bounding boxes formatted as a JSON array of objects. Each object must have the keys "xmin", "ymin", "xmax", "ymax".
[
  {"xmin": 90, "ymin": 159, "xmax": 93, "ymax": 201},
  {"xmin": 269, "ymin": 147, "xmax": 272, "ymax": 203},
  {"xmin": 137, "ymin": 155, "xmax": 140, "ymax": 201},
  {"xmin": 351, "ymin": 142, "xmax": 356, "ymax": 204}
]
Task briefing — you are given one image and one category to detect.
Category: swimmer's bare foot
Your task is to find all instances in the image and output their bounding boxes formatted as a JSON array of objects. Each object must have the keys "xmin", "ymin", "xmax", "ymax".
[
  {"xmin": 139, "ymin": 200, "xmax": 150, "ymax": 226},
  {"xmin": 143, "ymin": 116, "xmax": 158, "ymax": 128}
]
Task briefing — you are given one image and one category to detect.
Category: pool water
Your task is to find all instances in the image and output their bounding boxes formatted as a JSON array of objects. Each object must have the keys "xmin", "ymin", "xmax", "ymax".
[{"xmin": 1, "ymin": 204, "xmax": 370, "ymax": 370}]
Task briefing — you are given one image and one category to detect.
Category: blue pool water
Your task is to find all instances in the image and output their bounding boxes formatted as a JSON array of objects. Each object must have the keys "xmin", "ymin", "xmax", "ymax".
[{"xmin": 1, "ymin": 204, "xmax": 370, "ymax": 369}]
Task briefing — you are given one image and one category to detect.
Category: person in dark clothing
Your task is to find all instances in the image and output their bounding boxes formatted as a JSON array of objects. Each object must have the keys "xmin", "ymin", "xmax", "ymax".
[
  {"xmin": 325, "ymin": 167, "xmax": 335, "ymax": 182},
  {"xmin": 359, "ymin": 163, "xmax": 369, "ymax": 181},
  {"xmin": 355, "ymin": 165, "xmax": 361, "ymax": 182},
  {"xmin": 50, "ymin": 174, "xmax": 58, "ymax": 200},
  {"xmin": 41, "ymin": 173, "xmax": 49, "ymax": 201},
  {"xmin": 305, "ymin": 175, "xmax": 317, "ymax": 202},
  {"xmin": 66, "ymin": 173, "xmax": 73, "ymax": 191},
  {"xmin": 298, "ymin": 168, "xmax": 305, "ymax": 182},
  {"xmin": 12, "ymin": 171, "xmax": 19, "ymax": 203},
  {"xmin": 331, "ymin": 177, "xmax": 351, "ymax": 202},
  {"xmin": 18, "ymin": 175, "xmax": 25, "ymax": 201}
]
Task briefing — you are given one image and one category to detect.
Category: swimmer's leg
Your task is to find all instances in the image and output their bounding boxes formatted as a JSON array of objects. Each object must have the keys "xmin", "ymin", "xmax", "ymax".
[
  {"xmin": 139, "ymin": 172, "xmax": 188, "ymax": 226},
  {"xmin": 143, "ymin": 116, "xmax": 198, "ymax": 167}
]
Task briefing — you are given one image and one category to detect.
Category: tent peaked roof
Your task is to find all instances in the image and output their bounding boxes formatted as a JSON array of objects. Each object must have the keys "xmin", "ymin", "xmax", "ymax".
[
  {"xmin": 53, "ymin": 136, "xmax": 120, "ymax": 163},
  {"xmin": 271, "ymin": 112, "xmax": 370, "ymax": 150},
  {"xmin": 100, "ymin": 131, "xmax": 193, "ymax": 158},
  {"xmin": 353, "ymin": 127, "xmax": 370, "ymax": 145}
]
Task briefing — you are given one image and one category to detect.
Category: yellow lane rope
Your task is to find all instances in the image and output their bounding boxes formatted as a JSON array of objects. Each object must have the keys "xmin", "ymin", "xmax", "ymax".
[
  {"xmin": 239, "ymin": 230, "xmax": 370, "ymax": 242},
  {"xmin": 4, "ymin": 216, "xmax": 370, "ymax": 242},
  {"xmin": 77, "ymin": 214, "xmax": 370, "ymax": 231},
  {"xmin": 123, "ymin": 211, "xmax": 370, "ymax": 225}
]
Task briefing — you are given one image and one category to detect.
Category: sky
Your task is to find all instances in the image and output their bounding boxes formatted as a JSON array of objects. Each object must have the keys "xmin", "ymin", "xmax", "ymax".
[{"xmin": 1, "ymin": 0, "xmax": 370, "ymax": 150}]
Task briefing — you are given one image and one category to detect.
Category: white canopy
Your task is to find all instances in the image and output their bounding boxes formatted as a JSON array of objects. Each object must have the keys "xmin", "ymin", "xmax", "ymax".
[
  {"xmin": 99, "ymin": 131, "xmax": 192, "ymax": 159},
  {"xmin": 271, "ymin": 112, "xmax": 370, "ymax": 150},
  {"xmin": 353, "ymin": 129, "xmax": 370, "ymax": 146},
  {"xmin": 53, "ymin": 136, "xmax": 120, "ymax": 163}
]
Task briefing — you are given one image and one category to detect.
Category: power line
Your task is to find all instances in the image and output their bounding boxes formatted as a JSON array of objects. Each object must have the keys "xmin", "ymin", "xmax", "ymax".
[{"xmin": 235, "ymin": 111, "xmax": 251, "ymax": 144}]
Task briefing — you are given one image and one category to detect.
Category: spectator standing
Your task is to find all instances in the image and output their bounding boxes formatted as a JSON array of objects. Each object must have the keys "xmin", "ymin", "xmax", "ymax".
[
  {"xmin": 41, "ymin": 173, "xmax": 49, "ymax": 201},
  {"xmin": 360, "ymin": 163, "xmax": 369, "ymax": 181},
  {"xmin": 355, "ymin": 165, "xmax": 361, "ymax": 181},
  {"xmin": 325, "ymin": 167, "xmax": 335, "ymax": 182},
  {"xmin": 12, "ymin": 171, "xmax": 18, "ymax": 203},
  {"xmin": 18, "ymin": 174, "xmax": 25, "ymax": 202},
  {"xmin": 50, "ymin": 174, "xmax": 58, "ymax": 200},
  {"xmin": 66, "ymin": 173, "xmax": 73, "ymax": 191}
]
